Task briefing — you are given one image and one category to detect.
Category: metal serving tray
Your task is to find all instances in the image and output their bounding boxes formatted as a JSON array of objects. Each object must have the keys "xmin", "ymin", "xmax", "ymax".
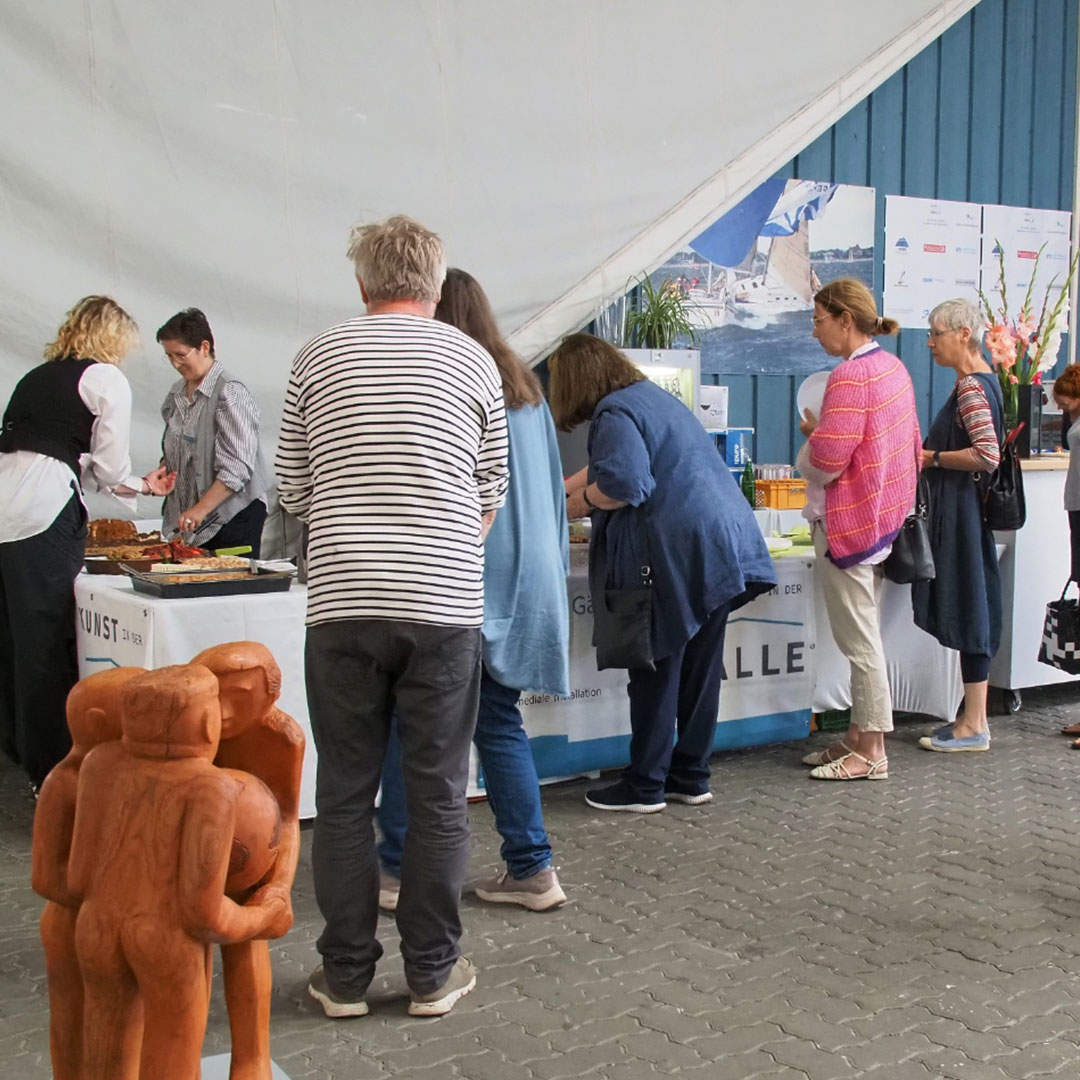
[{"xmin": 124, "ymin": 566, "xmax": 294, "ymax": 599}]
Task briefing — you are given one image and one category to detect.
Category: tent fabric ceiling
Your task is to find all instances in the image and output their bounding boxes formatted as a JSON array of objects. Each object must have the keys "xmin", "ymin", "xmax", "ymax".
[{"xmin": 0, "ymin": 1, "xmax": 976, "ymax": 493}]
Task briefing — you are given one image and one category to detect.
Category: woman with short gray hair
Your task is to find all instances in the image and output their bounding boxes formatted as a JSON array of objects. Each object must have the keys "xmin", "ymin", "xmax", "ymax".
[{"xmin": 913, "ymin": 298, "xmax": 1003, "ymax": 753}]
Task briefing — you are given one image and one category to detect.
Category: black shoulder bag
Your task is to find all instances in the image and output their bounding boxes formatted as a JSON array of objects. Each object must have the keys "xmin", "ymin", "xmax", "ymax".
[
  {"xmin": 883, "ymin": 468, "xmax": 935, "ymax": 584},
  {"xmin": 591, "ymin": 515, "xmax": 655, "ymax": 672},
  {"xmin": 976, "ymin": 421, "xmax": 1026, "ymax": 531}
]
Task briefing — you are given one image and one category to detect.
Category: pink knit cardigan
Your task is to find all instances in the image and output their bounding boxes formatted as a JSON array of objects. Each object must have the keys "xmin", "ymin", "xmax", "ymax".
[{"xmin": 806, "ymin": 345, "xmax": 921, "ymax": 568}]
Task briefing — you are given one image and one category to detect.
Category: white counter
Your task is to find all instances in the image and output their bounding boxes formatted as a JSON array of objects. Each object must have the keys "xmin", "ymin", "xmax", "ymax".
[{"xmin": 990, "ymin": 455, "xmax": 1080, "ymax": 698}]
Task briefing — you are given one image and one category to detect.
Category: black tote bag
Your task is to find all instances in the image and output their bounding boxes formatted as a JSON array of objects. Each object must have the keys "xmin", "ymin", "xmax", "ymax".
[{"xmin": 1038, "ymin": 579, "xmax": 1080, "ymax": 675}]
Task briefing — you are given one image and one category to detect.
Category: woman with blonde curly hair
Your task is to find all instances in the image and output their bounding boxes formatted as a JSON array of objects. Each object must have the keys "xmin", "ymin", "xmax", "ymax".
[{"xmin": 0, "ymin": 296, "xmax": 172, "ymax": 792}]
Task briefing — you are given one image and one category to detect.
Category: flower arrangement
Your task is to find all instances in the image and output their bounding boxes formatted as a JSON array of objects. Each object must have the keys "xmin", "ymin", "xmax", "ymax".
[{"xmin": 979, "ymin": 239, "xmax": 1080, "ymax": 419}]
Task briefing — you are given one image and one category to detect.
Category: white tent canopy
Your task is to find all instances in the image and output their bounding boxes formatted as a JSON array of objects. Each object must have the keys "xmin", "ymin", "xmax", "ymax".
[{"xmin": 0, "ymin": 0, "xmax": 977, "ymax": 509}]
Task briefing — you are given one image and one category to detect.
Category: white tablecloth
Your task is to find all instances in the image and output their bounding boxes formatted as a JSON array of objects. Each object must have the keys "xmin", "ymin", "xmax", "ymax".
[
  {"xmin": 753, "ymin": 508, "xmax": 964, "ymax": 720},
  {"xmin": 74, "ymin": 574, "xmax": 317, "ymax": 818},
  {"xmin": 73, "ymin": 519, "xmax": 965, "ymax": 821}
]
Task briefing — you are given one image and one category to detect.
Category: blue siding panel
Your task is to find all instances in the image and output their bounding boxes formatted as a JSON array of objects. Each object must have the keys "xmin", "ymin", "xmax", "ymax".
[
  {"xmin": 1032, "ymin": 0, "xmax": 1066, "ymax": 209},
  {"xmin": 969, "ymin": 0, "xmax": 1007, "ymax": 203},
  {"xmin": 794, "ymin": 128, "xmax": 833, "ymax": 181},
  {"xmin": 903, "ymin": 43, "xmax": 940, "ymax": 198},
  {"xmin": 936, "ymin": 15, "xmax": 973, "ymax": 202},
  {"xmin": 832, "ymin": 99, "xmax": 870, "ymax": 187},
  {"xmin": 1001, "ymin": 0, "xmax": 1038, "ymax": 203}
]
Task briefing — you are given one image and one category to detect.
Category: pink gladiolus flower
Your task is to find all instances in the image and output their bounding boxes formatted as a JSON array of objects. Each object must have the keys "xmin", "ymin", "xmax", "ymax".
[
  {"xmin": 1014, "ymin": 319, "xmax": 1036, "ymax": 344},
  {"xmin": 1034, "ymin": 371, "xmax": 1043, "ymax": 385},
  {"xmin": 1009, "ymin": 374, "xmax": 1019, "ymax": 384}
]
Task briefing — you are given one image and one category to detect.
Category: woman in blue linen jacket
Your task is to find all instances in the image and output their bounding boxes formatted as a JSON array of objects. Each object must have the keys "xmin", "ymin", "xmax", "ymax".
[{"xmin": 553, "ymin": 334, "xmax": 775, "ymax": 814}]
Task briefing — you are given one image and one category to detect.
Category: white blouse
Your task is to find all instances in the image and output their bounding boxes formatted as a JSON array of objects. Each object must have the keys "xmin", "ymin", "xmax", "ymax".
[{"xmin": 0, "ymin": 362, "xmax": 144, "ymax": 543}]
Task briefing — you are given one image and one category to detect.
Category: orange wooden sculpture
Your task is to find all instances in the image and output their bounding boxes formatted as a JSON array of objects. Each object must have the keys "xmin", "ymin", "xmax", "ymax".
[
  {"xmin": 192, "ymin": 642, "xmax": 305, "ymax": 1080},
  {"xmin": 31, "ymin": 666, "xmax": 146, "ymax": 1080},
  {"xmin": 64, "ymin": 664, "xmax": 291, "ymax": 1080}
]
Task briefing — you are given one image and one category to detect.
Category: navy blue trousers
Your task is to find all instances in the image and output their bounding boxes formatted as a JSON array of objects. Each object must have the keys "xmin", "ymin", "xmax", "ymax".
[{"xmin": 624, "ymin": 601, "xmax": 732, "ymax": 800}]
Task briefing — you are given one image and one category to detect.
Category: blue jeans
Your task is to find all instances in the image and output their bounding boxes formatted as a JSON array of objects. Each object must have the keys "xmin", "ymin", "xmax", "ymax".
[{"xmin": 378, "ymin": 666, "xmax": 552, "ymax": 880}]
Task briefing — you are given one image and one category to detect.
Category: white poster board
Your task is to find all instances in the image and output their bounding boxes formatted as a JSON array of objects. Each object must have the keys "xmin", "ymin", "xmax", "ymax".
[
  {"xmin": 981, "ymin": 205, "xmax": 1072, "ymax": 327},
  {"xmin": 883, "ymin": 195, "xmax": 983, "ymax": 328}
]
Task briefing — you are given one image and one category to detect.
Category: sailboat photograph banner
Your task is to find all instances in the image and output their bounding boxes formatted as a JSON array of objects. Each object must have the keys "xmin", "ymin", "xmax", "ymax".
[{"xmin": 654, "ymin": 178, "xmax": 876, "ymax": 378}]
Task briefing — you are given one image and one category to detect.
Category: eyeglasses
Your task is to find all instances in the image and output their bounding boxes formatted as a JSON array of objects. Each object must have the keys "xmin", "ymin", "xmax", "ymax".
[
  {"xmin": 164, "ymin": 346, "xmax": 196, "ymax": 365},
  {"xmin": 927, "ymin": 328, "xmax": 954, "ymax": 339},
  {"xmin": 811, "ymin": 314, "xmax": 833, "ymax": 326}
]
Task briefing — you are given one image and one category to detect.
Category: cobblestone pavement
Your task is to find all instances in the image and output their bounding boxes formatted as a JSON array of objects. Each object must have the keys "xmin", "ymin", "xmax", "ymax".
[{"xmin": 5, "ymin": 686, "xmax": 1080, "ymax": 1079}]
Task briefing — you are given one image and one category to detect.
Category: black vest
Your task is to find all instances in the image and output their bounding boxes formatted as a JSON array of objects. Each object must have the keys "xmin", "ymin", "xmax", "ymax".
[{"xmin": 0, "ymin": 357, "xmax": 97, "ymax": 476}]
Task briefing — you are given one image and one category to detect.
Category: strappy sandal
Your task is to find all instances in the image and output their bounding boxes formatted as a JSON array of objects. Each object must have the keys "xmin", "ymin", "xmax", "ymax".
[
  {"xmin": 802, "ymin": 740, "xmax": 854, "ymax": 767},
  {"xmin": 1062, "ymin": 722, "xmax": 1080, "ymax": 736},
  {"xmin": 809, "ymin": 750, "xmax": 888, "ymax": 781}
]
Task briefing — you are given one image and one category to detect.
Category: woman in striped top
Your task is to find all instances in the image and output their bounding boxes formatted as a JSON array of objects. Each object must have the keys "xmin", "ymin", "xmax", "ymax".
[
  {"xmin": 797, "ymin": 278, "xmax": 920, "ymax": 781},
  {"xmin": 914, "ymin": 299, "xmax": 1003, "ymax": 754}
]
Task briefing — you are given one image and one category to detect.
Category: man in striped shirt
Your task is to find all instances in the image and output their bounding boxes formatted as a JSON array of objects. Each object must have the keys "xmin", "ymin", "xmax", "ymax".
[{"xmin": 276, "ymin": 216, "xmax": 508, "ymax": 1019}]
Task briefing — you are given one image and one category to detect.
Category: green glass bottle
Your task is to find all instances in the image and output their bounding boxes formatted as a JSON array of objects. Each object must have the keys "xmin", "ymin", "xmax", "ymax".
[{"xmin": 741, "ymin": 459, "xmax": 756, "ymax": 506}]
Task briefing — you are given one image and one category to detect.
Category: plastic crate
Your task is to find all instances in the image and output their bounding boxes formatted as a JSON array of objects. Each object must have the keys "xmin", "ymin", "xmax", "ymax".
[{"xmin": 754, "ymin": 478, "xmax": 807, "ymax": 509}]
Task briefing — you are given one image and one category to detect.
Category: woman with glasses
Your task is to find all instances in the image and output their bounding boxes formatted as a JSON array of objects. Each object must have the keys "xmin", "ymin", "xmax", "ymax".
[
  {"xmin": 912, "ymin": 298, "xmax": 1003, "ymax": 753},
  {"xmin": 155, "ymin": 308, "xmax": 271, "ymax": 555},
  {"xmin": 0, "ymin": 296, "xmax": 172, "ymax": 792},
  {"xmin": 798, "ymin": 278, "xmax": 920, "ymax": 781}
]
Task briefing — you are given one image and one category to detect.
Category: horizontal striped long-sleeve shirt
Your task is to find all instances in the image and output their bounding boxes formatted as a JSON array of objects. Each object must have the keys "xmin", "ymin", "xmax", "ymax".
[{"xmin": 275, "ymin": 313, "xmax": 509, "ymax": 628}]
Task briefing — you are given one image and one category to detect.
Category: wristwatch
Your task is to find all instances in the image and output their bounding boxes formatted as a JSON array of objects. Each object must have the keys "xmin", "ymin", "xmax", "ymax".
[{"xmin": 932, "ymin": 450, "xmax": 942, "ymax": 468}]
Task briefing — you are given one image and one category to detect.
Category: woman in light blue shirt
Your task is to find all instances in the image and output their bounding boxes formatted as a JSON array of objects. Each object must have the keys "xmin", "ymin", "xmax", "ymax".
[{"xmin": 377, "ymin": 270, "xmax": 570, "ymax": 911}]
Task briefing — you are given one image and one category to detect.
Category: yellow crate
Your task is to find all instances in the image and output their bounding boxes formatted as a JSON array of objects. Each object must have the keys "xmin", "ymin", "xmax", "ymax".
[{"xmin": 754, "ymin": 478, "xmax": 807, "ymax": 510}]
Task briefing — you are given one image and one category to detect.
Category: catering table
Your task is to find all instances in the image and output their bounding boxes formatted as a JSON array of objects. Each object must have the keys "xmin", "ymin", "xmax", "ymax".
[
  {"xmin": 74, "ymin": 574, "xmax": 318, "ymax": 817},
  {"xmin": 74, "ymin": 511, "xmax": 966, "ymax": 819}
]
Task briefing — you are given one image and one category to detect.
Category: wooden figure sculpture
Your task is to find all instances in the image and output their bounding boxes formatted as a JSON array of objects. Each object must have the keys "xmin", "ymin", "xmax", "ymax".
[
  {"xmin": 192, "ymin": 641, "xmax": 305, "ymax": 1080},
  {"xmin": 31, "ymin": 667, "xmax": 146, "ymax": 1080},
  {"xmin": 64, "ymin": 664, "xmax": 291, "ymax": 1080}
]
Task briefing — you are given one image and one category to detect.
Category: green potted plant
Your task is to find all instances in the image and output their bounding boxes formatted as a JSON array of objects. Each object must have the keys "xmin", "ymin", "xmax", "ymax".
[
  {"xmin": 624, "ymin": 274, "xmax": 699, "ymax": 348},
  {"xmin": 620, "ymin": 274, "xmax": 703, "ymax": 415}
]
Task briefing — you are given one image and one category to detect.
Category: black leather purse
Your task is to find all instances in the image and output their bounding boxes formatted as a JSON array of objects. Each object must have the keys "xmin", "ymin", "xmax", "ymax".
[
  {"xmin": 976, "ymin": 422, "xmax": 1026, "ymax": 531},
  {"xmin": 883, "ymin": 470, "xmax": 935, "ymax": 585},
  {"xmin": 591, "ymin": 517, "xmax": 655, "ymax": 672}
]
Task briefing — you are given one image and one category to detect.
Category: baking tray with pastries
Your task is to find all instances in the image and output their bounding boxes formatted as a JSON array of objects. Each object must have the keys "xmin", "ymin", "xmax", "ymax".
[{"xmin": 124, "ymin": 563, "xmax": 293, "ymax": 599}]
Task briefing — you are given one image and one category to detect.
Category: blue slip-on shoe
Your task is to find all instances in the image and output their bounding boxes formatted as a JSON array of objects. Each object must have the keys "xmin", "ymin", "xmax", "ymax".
[
  {"xmin": 919, "ymin": 730, "xmax": 991, "ymax": 752},
  {"xmin": 930, "ymin": 723, "xmax": 991, "ymax": 745}
]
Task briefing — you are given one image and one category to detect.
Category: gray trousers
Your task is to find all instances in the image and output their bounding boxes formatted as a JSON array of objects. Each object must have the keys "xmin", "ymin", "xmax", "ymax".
[{"xmin": 305, "ymin": 618, "xmax": 481, "ymax": 997}]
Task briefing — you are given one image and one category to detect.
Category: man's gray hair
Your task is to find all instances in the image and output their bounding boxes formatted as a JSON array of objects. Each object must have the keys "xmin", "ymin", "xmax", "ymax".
[
  {"xmin": 929, "ymin": 298, "xmax": 985, "ymax": 343},
  {"xmin": 346, "ymin": 215, "xmax": 446, "ymax": 304}
]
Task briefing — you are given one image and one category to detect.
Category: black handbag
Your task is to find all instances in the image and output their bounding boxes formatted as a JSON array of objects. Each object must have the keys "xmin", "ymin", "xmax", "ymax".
[
  {"xmin": 883, "ymin": 470, "xmax": 935, "ymax": 585},
  {"xmin": 591, "ymin": 517, "xmax": 655, "ymax": 672},
  {"xmin": 976, "ymin": 421, "xmax": 1026, "ymax": 531},
  {"xmin": 1038, "ymin": 579, "xmax": 1080, "ymax": 674}
]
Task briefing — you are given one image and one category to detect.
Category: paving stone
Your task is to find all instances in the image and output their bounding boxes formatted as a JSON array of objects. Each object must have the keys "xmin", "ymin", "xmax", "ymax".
[{"xmin": 9, "ymin": 693, "xmax": 1080, "ymax": 1079}]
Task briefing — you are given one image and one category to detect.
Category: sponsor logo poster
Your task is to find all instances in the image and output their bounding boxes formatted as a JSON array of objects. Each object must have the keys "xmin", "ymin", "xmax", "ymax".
[
  {"xmin": 981, "ymin": 205, "xmax": 1072, "ymax": 328},
  {"xmin": 884, "ymin": 196, "xmax": 982, "ymax": 328}
]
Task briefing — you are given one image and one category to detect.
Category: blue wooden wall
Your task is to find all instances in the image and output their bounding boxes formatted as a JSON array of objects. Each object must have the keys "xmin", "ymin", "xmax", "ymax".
[{"xmin": 716, "ymin": 0, "xmax": 1079, "ymax": 464}]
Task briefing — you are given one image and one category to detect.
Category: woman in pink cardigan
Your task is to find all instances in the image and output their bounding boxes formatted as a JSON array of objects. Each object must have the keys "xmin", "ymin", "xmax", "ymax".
[{"xmin": 796, "ymin": 278, "xmax": 921, "ymax": 781}]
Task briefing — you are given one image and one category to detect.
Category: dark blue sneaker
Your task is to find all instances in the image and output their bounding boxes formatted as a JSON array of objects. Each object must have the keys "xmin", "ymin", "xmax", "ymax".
[
  {"xmin": 663, "ymin": 778, "xmax": 713, "ymax": 805},
  {"xmin": 585, "ymin": 780, "xmax": 665, "ymax": 814}
]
